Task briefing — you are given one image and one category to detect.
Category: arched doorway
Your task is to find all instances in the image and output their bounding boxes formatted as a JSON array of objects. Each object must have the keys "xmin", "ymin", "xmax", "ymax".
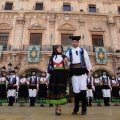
[
  {"xmin": 20, "ymin": 68, "xmax": 42, "ymax": 77},
  {"xmin": 92, "ymin": 69, "xmax": 112, "ymax": 77}
]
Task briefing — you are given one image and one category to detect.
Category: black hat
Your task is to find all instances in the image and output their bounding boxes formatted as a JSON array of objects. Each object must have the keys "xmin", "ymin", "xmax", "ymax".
[
  {"xmin": 69, "ymin": 36, "xmax": 81, "ymax": 41},
  {"xmin": 10, "ymin": 70, "xmax": 16, "ymax": 73}
]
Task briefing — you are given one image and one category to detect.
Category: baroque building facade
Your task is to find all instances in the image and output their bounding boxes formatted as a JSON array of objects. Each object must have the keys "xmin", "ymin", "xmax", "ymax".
[{"xmin": 0, "ymin": 0, "xmax": 120, "ymax": 76}]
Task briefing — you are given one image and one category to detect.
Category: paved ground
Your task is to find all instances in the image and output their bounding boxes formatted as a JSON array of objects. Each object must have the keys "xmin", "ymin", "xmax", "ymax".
[{"xmin": 0, "ymin": 103, "xmax": 120, "ymax": 120}]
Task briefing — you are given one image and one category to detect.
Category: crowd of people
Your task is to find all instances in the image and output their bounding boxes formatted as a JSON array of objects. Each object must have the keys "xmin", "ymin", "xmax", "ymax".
[
  {"xmin": 86, "ymin": 71, "xmax": 120, "ymax": 107},
  {"xmin": 0, "ymin": 35, "xmax": 120, "ymax": 117}
]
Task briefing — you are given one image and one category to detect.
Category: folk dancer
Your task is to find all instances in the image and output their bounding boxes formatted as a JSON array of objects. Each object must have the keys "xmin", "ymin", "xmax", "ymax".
[
  {"xmin": 18, "ymin": 73, "xmax": 29, "ymax": 106},
  {"xmin": 111, "ymin": 75, "xmax": 119, "ymax": 106},
  {"xmin": 7, "ymin": 70, "xmax": 19, "ymax": 106},
  {"xmin": 86, "ymin": 73, "xmax": 94, "ymax": 106},
  {"xmin": 93, "ymin": 73, "xmax": 103, "ymax": 106},
  {"xmin": 28, "ymin": 71, "xmax": 39, "ymax": 106},
  {"xmin": 100, "ymin": 71, "xmax": 111, "ymax": 106},
  {"xmin": 116, "ymin": 72, "xmax": 120, "ymax": 104},
  {"xmin": 0, "ymin": 72, "xmax": 8, "ymax": 106},
  {"xmin": 66, "ymin": 36, "xmax": 92, "ymax": 115},
  {"xmin": 46, "ymin": 45, "xmax": 68, "ymax": 116},
  {"xmin": 38, "ymin": 72, "xmax": 48, "ymax": 107}
]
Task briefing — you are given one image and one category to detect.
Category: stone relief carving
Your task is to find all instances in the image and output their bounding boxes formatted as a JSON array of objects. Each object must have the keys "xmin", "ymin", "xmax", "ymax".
[
  {"xmin": 28, "ymin": 22, "xmax": 45, "ymax": 30},
  {"xmin": 59, "ymin": 23, "xmax": 76, "ymax": 31},
  {"xmin": 0, "ymin": 23, "xmax": 12, "ymax": 30},
  {"xmin": 89, "ymin": 25, "xmax": 105, "ymax": 32}
]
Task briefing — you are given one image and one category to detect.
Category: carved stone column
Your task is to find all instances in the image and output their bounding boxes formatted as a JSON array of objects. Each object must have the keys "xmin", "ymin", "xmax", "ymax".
[{"xmin": 13, "ymin": 12, "xmax": 25, "ymax": 50}]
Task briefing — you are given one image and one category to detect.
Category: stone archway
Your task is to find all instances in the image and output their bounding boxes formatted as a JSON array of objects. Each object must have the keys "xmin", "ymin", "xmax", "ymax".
[
  {"xmin": 18, "ymin": 63, "xmax": 46, "ymax": 76},
  {"xmin": 92, "ymin": 66, "xmax": 114, "ymax": 77}
]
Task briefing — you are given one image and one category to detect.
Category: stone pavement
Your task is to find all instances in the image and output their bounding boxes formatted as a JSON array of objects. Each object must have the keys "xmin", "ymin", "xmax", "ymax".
[{"xmin": 0, "ymin": 103, "xmax": 120, "ymax": 120}]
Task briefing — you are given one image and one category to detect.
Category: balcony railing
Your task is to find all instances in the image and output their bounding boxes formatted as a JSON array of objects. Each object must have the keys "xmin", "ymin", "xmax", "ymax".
[{"xmin": 2, "ymin": 44, "xmax": 115, "ymax": 53}]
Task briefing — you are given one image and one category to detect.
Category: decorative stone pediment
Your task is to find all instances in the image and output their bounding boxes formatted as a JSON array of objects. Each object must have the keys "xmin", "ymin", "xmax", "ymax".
[
  {"xmin": 59, "ymin": 23, "xmax": 76, "ymax": 31},
  {"xmin": 29, "ymin": 22, "xmax": 45, "ymax": 30},
  {"xmin": 89, "ymin": 25, "xmax": 105, "ymax": 32},
  {"xmin": 0, "ymin": 23, "xmax": 12, "ymax": 30}
]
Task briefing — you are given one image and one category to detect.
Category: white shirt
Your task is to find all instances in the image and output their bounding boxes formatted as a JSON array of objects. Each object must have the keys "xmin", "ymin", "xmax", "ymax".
[
  {"xmin": 28, "ymin": 76, "xmax": 39, "ymax": 83},
  {"xmin": 8, "ymin": 75, "xmax": 19, "ymax": 86},
  {"xmin": 66, "ymin": 47, "xmax": 92, "ymax": 72},
  {"xmin": 100, "ymin": 75, "xmax": 111, "ymax": 88},
  {"xmin": 0, "ymin": 77, "xmax": 6, "ymax": 82}
]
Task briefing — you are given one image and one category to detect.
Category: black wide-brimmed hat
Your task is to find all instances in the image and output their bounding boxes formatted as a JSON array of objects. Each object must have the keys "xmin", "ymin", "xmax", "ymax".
[
  {"xmin": 69, "ymin": 36, "xmax": 81, "ymax": 41},
  {"xmin": 10, "ymin": 70, "xmax": 16, "ymax": 73}
]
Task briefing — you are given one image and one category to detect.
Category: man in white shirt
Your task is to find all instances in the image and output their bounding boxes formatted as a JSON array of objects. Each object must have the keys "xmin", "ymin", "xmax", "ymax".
[
  {"xmin": 28, "ymin": 71, "xmax": 39, "ymax": 106},
  {"xmin": 65, "ymin": 36, "xmax": 92, "ymax": 115},
  {"xmin": 7, "ymin": 70, "xmax": 19, "ymax": 106},
  {"xmin": 100, "ymin": 71, "xmax": 111, "ymax": 106}
]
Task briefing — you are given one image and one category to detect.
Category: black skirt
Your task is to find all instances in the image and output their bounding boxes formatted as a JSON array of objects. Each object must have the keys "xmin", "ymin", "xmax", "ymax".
[
  {"xmin": 94, "ymin": 86, "xmax": 103, "ymax": 99},
  {"xmin": 38, "ymin": 84, "xmax": 47, "ymax": 99},
  {"xmin": 18, "ymin": 85, "xmax": 28, "ymax": 98},
  {"xmin": 70, "ymin": 68, "xmax": 89, "ymax": 77},
  {"xmin": 102, "ymin": 85, "xmax": 110, "ymax": 89},
  {"xmin": 0, "ymin": 84, "xmax": 6, "ymax": 99},
  {"xmin": 112, "ymin": 87, "xmax": 119, "ymax": 98},
  {"xmin": 49, "ymin": 69, "xmax": 67, "ymax": 95}
]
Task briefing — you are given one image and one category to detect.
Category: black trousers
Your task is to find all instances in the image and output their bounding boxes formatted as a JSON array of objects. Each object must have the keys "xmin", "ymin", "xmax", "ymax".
[{"xmin": 74, "ymin": 90, "xmax": 87, "ymax": 112}]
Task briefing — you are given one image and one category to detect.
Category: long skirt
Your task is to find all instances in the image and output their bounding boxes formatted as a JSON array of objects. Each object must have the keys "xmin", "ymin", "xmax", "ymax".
[
  {"xmin": 94, "ymin": 86, "xmax": 103, "ymax": 99},
  {"xmin": 37, "ymin": 84, "xmax": 47, "ymax": 104},
  {"xmin": 18, "ymin": 85, "xmax": 28, "ymax": 103},
  {"xmin": 0, "ymin": 84, "xmax": 7, "ymax": 103},
  {"xmin": 46, "ymin": 69, "xmax": 67, "ymax": 105},
  {"xmin": 112, "ymin": 87, "xmax": 119, "ymax": 98}
]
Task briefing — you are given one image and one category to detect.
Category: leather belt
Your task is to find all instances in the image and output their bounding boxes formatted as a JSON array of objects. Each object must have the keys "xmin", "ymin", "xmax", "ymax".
[{"xmin": 70, "ymin": 64, "xmax": 81, "ymax": 69}]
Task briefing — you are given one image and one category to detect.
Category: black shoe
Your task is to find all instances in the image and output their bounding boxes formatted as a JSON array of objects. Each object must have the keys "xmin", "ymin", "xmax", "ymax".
[
  {"xmin": 72, "ymin": 111, "xmax": 77, "ymax": 115},
  {"xmin": 81, "ymin": 111, "xmax": 87, "ymax": 115},
  {"xmin": 55, "ymin": 110, "xmax": 61, "ymax": 116},
  {"xmin": 49, "ymin": 104, "xmax": 53, "ymax": 107}
]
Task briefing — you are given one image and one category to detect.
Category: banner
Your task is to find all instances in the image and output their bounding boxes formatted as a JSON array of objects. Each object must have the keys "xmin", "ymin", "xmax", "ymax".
[
  {"xmin": 27, "ymin": 46, "xmax": 40, "ymax": 62},
  {"xmin": 95, "ymin": 47, "xmax": 107, "ymax": 64},
  {"xmin": 0, "ymin": 45, "xmax": 3, "ymax": 57}
]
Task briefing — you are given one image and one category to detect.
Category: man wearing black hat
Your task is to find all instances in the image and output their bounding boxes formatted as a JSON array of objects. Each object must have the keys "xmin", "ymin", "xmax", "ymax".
[
  {"xmin": 28, "ymin": 71, "xmax": 39, "ymax": 106},
  {"xmin": 100, "ymin": 71, "xmax": 111, "ymax": 106},
  {"xmin": 65, "ymin": 36, "xmax": 92, "ymax": 115},
  {"xmin": 7, "ymin": 70, "xmax": 19, "ymax": 106}
]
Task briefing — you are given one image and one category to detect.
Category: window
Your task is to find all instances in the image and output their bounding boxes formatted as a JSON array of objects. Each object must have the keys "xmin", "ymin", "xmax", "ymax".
[
  {"xmin": 30, "ymin": 33, "xmax": 42, "ymax": 45},
  {"xmin": 63, "ymin": 4, "xmax": 71, "ymax": 11},
  {"xmin": 118, "ymin": 7, "xmax": 120, "ymax": 14},
  {"xmin": 4, "ymin": 2, "xmax": 13, "ymax": 10},
  {"xmin": 61, "ymin": 34, "xmax": 73, "ymax": 46},
  {"xmin": 0, "ymin": 33, "xmax": 9, "ymax": 50},
  {"xmin": 89, "ymin": 5, "xmax": 96, "ymax": 12},
  {"xmin": 35, "ymin": 3, "xmax": 43, "ymax": 10},
  {"xmin": 92, "ymin": 35, "xmax": 104, "ymax": 47}
]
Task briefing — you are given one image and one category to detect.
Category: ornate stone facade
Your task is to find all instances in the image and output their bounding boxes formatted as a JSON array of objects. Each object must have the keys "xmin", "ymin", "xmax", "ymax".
[{"xmin": 0, "ymin": 0, "xmax": 120, "ymax": 76}]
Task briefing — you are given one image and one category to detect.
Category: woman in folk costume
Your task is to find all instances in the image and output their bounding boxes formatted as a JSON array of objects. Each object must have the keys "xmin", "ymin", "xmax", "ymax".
[
  {"xmin": 38, "ymin": 72, "xmax": 48, "ymax": 107},
  {"xmin": 0, "ymin": 72, "xmax": 8, "ymax": 106},
  {"xmin": 18, "ymin": 73, "xmax": 29, "ymax": 106},
  {"xmin": 100, "ymin": 71, "xmax": 111, "ymax": 106},
  {"xmin": 46, "ymin": 45, "xmax": 68, "ymax": 116},
  {"xmin": 111, "ymin": 75, "xmax": 119, "ymax": 106},
  {"xmin": 86, "ymin": 72, "xmax": 94, "ymax": 106},
  {"xmin": 93, "ymin": 73, "xmax": 103, "ymax": 106}
]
